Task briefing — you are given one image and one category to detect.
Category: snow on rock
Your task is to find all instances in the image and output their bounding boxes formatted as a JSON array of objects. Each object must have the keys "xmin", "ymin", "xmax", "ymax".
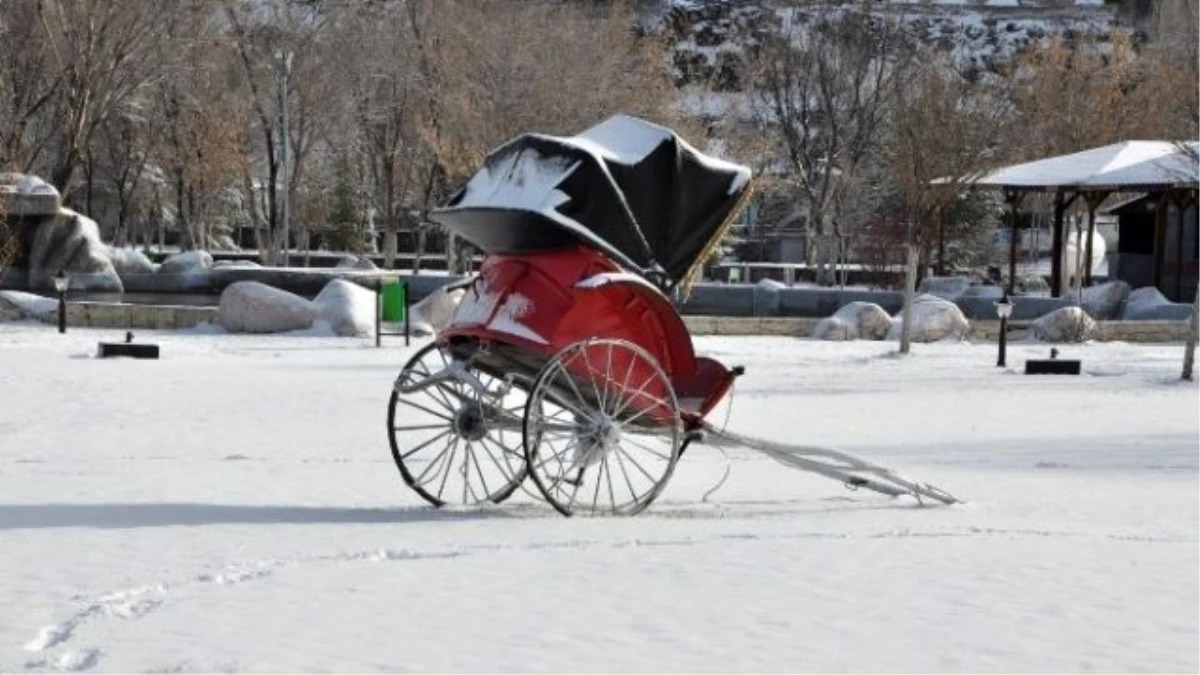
[
  {"xmin": 26, "ymin": 208, "xmax": 123, "ymax": 293},
  {"xmin": 217, "ymin": 281, "xmax": 315, "ymax": 334},
  {"xmin": 887, "ymin": 294, "xmax": 970, "ymax": 342},
  {"xmin": 335, "ymin": 255, "xmax": 377, "ymax": 270},
  {"xmin": 0, "ymin": 172, "xmax": 61, "ymax": 216},
  {"xmin": 1031, "ymin": 306, "xmax": 1097, "ymax": 343},
  {"xmin": 158, "ymin": 250, "xmax": 214, "ymax": 274},
  {"xmin": 410, "ymin": 285, "xmax": 466, "ymax": 336},
  {"xmin": 1122, "ymin": 286, "xmax": 1194, "ymax": 321},
  {"xmin": 107, "ymin": 247, "xmax": 156, "ymax": 277},
  {"xmin": 917, "ymin": 276, "xmax": 973, "ymax": 301},
  {"xmin": 811, "ymin": 301, "xmax": 892, "ymax": 341},
  {"xmin": 312, "ymin": 279, "xmax": 376, "ymax": 338},
  {"xmin": 1074, "ymin": 281, "xmax": 1130, "ymax": 320},
  {"xmin": 212, "ymin": 260, "xmax": 262, "ymax": 269},
  {"xmin": 1017, "ymin": 275, "xmax": 1051, "ymax": 296},
  {"xmin": 0, "ymin": 290, "xmax": 57, "ymax": 322}
]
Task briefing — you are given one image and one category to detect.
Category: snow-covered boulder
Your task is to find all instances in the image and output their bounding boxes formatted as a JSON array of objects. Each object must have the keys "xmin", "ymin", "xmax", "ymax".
[
  {"xmin": 159, "ymin": 250, "xmax": 213, "ymax": 274},
  {"xmin": 0, "ymin": 172, "xmax": 61, "ymax": 216},
  {"xmin": 1032, "ymin": 306, "xmax": 1097, "ymax": 343},
  {"xmin": 409, "ymin": 284, "xmax": 466, "ymax": 336},
  {"xmin": 217, "ymin": 281, "xmax": 314, "ymax": 333},
  {"xmin": 917, "ymin": 276, "xmax": 973, "ymax": 301},
  {"xmin": 811, "ymin": 302, "xmax": 892, "ymax": 341},
  {"xmin": 312, "ymin": 279, "xmax": 375, "ymax": 337},
  {"xmin": 212, "ymin": 259, "xmax": 261, "ymax": 269},
  {"xmin": 887, "ymin": 294, "xmax": 970, "ymax": 342},
  {"xmin": 1018, "ymin": 275, "xmax": 1051, "ymax": 296},
  {"xmin": 335, "ymin": 255, "xmax": 377, "ymax": 270},
  {"xmin": 107, "ymin": 247, "xmax": 156, "ymax": 277},
  {"xmin": 1123, "ymin": 286, "xmax": 1193, "ymax": 321},
  {"xmin": 0, "ymin": 290, "xmax": 57, "ymax": 322},
  {"xmin": 26, "ymin": 208, "xmax": 122, "ymax": 292},
  {"xmin": 1074, "ymin": 281, "xmax": 1130, "ymax": 320}
]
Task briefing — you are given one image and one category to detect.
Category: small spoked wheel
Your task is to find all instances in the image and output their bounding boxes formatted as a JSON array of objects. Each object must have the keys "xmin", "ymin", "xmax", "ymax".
[
  {"xmin": 523, "ymin": 339, "xmax": 682, "ymax": 516},
  {"xmin": 387, "ymin": 342, "xmax": 528, "ymax": 507}
]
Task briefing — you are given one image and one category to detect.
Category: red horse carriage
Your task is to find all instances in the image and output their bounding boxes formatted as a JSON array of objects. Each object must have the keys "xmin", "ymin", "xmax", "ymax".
[{"xmin": 387, "ymin": 116, "xmax": 957, "ymax": 516}]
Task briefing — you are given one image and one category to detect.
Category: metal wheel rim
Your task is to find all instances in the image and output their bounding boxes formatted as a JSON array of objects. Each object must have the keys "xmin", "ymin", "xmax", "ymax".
[
  {"xmin": 523, "ymin": 339, "xmax": 682, "ymax": 517},
  {"xmin": 387, "ymin": 342, "xmax": 528, "ymax": 507}
]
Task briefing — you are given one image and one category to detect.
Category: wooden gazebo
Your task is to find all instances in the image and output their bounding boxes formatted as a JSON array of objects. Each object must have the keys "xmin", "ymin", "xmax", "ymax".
[{"xmin": 963, "ymin": 141, "xmax": 1198, "ymax": 297}]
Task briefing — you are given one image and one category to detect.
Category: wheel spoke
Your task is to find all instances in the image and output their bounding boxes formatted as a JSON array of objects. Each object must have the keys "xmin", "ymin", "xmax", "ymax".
[
  {"xmin": 614, "ymin": 443, "xmax": 659, "ymax": 483},
  {"xmin": 433, "ymin": 436, "xmax": 460, "ymax": 499},
  {"xmin": 610, "ymin": 443, "xmax": 641, "ymax": 505},
  {"xmin": 620, "ymin": 433, "xmax": 675, "ymax": 463},
  {"xmin": 401, "ymin": 428, "xmax": 454, "ymax": 461},
  {"xmin": 394, "ymin": 394, "xmax": 455, "ymax": 422},
  {"xmin": 392, "ymin": 423, "xmax": 454, "ymax": 433}
]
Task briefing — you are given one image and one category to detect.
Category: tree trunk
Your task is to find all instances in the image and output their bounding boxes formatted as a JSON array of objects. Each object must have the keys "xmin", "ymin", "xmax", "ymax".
[
  {"xmin": 899, "ymin": 235, "xmax": 918, "ymax": 356},
  {"xmin": 383, "ymin": 163, "xmax": 397, "ymax": 269},
  {"xmin": 1183, "ymin": 283, "xmax": 1199, "ymax": 380}
]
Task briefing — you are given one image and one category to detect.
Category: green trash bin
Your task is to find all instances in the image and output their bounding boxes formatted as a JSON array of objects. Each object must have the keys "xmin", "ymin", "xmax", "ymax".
[{"xmin": 381, "ymin": 281, "xmax": 406, "ymax": 323}]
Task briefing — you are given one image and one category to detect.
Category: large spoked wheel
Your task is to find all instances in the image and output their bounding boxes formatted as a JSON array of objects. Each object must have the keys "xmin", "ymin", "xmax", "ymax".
[
  {"xmin": 387, "ymin": 342, "xmax": 528, "ymax": 507},
  {"xmin": 523, "ymin": 339, "xmax": 682, "ymax": 517}
]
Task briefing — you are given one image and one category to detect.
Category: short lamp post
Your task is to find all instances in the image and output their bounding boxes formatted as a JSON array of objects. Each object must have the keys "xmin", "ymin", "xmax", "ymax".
[
  {"xmin": 994, "ymin": 292, "xmax": 1013, "ymax": 368},
  {"xmin": 53, "ymin": 269, "xmax": 69, "ymax": 334}
]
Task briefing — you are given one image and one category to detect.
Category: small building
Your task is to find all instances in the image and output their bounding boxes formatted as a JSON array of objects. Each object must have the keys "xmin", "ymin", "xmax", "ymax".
[{"xmin": 1105, "ymin": 193, "xmax": 1198, "ymax": 302}]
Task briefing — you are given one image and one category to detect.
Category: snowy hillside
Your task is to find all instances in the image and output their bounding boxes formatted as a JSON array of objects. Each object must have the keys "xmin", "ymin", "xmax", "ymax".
[{"xmin": 648, "ymin": 0, "xmax": 1118, "ymax": 91}]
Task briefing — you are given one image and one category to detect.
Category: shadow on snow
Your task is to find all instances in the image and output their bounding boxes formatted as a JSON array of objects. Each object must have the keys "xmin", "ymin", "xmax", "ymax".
[{"xmin": 0, "ymin": 502, "xmax": 518, "ymax": 530}]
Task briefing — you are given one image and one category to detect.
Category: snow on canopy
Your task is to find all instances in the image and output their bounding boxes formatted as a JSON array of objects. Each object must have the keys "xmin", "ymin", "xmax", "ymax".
[
  {"xmin": 432, "ymin": 115, "xmax": 752, "ymax": 289},
  {"xmin": 964, "ymin": 141, "xmax": 1199, "ymax": 192}
]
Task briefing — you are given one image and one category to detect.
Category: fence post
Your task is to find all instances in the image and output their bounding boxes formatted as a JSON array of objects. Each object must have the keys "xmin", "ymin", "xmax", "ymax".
[
  {"xmin": 375, "ymin": 279, "xmax": 382, "ymax": 348},
  {"xmin": 403, "ymin": 281, "xmax": 410, "ymax": 346}
]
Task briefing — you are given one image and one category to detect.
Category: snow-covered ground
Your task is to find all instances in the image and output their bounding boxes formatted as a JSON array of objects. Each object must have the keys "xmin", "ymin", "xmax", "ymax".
[{"xmin": 1, "ymin": 322, "xmax": 1195, "ymax": 673}]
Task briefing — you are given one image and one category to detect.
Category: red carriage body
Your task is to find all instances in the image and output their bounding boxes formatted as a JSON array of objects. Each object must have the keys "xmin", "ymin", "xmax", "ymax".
[{"xmin": 440, "ymin": 246, "xmax": 737, "ymax": 427}]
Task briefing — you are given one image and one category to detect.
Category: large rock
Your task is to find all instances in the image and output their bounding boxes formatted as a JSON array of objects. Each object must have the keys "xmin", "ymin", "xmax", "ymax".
[
  {"xmin": 107, "ymin": 247, "xmax": 156, "ymax": 278},
  {"xmin": 1123, "ymin": 286, "xmax": 1194, "ymax": 321},
  {"xmin": 1032, "ymin": 306, "xmax": 1097, "ymax": 343},
  {"xmin": 312, "ymin": 279, "xmax": 375, "ymax": 337},
  {"xmin": 811, "ymin": 301, "xmax": 892, "ymax": 341},
  {"xmin": 159, "ymin": 250, "xmax": 213, "ymax": 274},
  {"xmin": 917, "ymin": 276, "xmax": 973, "ymax": 301},
  {"xmin": 0, "ymin": 290, "xmax": 57, "ymax": 322},
  {"xmin": 217, "ymin": 281, "xmax": 314, "ymax": 333},
  {"xmin": 1017, "ymin": 275, "xmax": 1051, "ymax": 296},
  {"xmin": 335, "ymin": 255, "xmax": 377, "ymax": 270},
  {"xmin": 887, "ymin": 294, "xmax": 970, "ymax": 342},
  {"xmin": 409, "ymin": 284, "xmax": 466, "ymax": 336},
  {"xmin": 1074, "ymin": 281, "xmax": 1130, "ymax": 320},
  {"xmin": 26, "ymin": 208, "xmax": 122, "ymax": 292},
  {"xmin": 0, "ymin": 173, "xmax": 61, "ymax": 216}
]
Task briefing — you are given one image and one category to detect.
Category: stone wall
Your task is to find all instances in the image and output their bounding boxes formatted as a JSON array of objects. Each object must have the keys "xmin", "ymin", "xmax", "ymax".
[{"xmin": 63, "ymin": 302, "xmax": 216, "ymax": 330}]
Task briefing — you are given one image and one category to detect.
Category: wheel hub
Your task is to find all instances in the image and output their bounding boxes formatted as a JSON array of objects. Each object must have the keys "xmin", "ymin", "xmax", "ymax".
[{"xmin": 453, "ymin": 404, "xmax": 488, "ymax": 441}]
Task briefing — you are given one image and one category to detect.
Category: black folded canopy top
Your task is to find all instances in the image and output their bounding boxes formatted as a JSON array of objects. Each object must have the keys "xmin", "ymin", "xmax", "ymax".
[{"xmin": 430, "ymin": 115, "xmax": 752, "ymax": 289}]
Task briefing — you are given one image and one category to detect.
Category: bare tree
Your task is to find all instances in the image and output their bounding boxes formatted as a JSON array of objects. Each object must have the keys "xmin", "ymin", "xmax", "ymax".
[
  {"xmin": 33, "ymin": 0, "xmax": 172, "ymax": 195},
  {"xmin": 747, "ymin": 2, "xmax": 913, "ymax": 285},
  {"xmin": 885, "ymin": 50, "xmax": 1010, "ymax": 354},
  {"xmin": 0, "ymin": 2, "xmax": 61, "ymax": 176}
]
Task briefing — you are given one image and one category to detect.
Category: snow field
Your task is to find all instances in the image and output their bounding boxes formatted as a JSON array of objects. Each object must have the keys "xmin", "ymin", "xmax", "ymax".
[{"xmin": 0, "ymin": 323, "xmax": 1195, "ymax": 672}]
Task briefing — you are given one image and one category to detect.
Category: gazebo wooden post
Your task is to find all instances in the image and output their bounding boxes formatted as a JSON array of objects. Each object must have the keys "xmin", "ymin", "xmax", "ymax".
[
  {"xmin": 1083, "ymin": 191, "xmax": 1110, "ymax": 287},
  {"xmin": 1051, "ymin": 190, "xmax": 1065, "ymax": 297},
  {"xmin": 1006, "ymin": 190, "xmax": 1022, "ymax": 295},
  {"xmin": 1152, "ymin": 188, "xmax": 1170, "ymax": 291},
  {"xmin": 1171, "ymin": 189, "xmax": 1195, "ymax": 301}
]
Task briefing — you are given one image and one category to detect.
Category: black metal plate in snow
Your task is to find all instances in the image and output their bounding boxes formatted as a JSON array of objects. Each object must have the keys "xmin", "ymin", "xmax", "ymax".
[
  {"xmin": 97, "ymin": 343, "xmax": 160, "ymax": 359},
  {"xmin": 1024, "ymin": 359, "xmax": 1080, "ymax": 375}
]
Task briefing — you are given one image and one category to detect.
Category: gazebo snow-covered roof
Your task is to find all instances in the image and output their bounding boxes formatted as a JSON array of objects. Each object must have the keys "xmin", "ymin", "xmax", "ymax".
[
  {"xmin": 958, "ymin": 141, "xmax": 1198, "ymax": 297},
  {"xmin": 971, "ymin": 141, "xmax": 1198, "ymax": 192}
]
